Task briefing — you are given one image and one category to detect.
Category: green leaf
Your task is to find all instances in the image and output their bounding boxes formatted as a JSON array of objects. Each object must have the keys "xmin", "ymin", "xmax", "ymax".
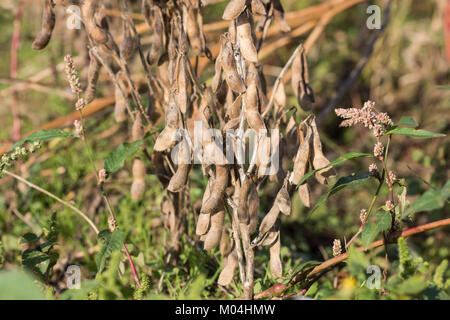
[
  {"xmin": 95, "ymin": 229, "xmax": 124, "ymax": 273},
  {"xmin": 384, "ymin": 127, "xmax": 445, "ymax": 139},
  {"xmin": 403, "ymin": 180, "xmax": 450, "ymax": 218},
  {"xmin": 297, "ymin": 152, "xmax": 373, "ymax": 186},
  {"xmin": 375, "ymin": 211, "xmax": 391, "ymax": 232},
  {"xmin": 0, "ymin": 269, "xmax": 46, "ymax": 299},
  {"xmin": 436, "ymin": 85, "xmax": 450, "ymax": 90},
  {"xmin": 347, "ymin": 246, "xmax": 370, "ymax": 276},
  {"xmin": 287, "ymin": 261, "xmax": 321, "ymax": 284},
  {"xmin": 309, "ymin": 172, "xmax": 373, "ymax": 214},
  {"xmin": 329, "ymin": 172, "xmax": 372, "ymax": 197},
  {"xmin": 22, "ymin": 249, "xmax": 50, "ymax": 275},
  {"xmin": 361, "ymin": 220, "xmax": 378, "ymax": 249},
  {"xmin": 20, "ymin": 233, "xmax": 40, "ymax": 244},
  {"xmin": 8, "ymin": 129, "xmax": 76, "ymax": 152},
  {"xmin": 396, "ymin": 116, "xmax": 417, "ymax": 128},
  {"xmin": 104, "ymin": 140, "xmax": 143, "ymax": 174}
]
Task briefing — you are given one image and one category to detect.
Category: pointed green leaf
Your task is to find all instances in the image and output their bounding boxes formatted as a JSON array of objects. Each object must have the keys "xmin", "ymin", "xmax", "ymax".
[
  {"xmin": 403, "ymin": 180, "xmax": 450, "ymax": 218},
  {"xmin": 361, "ymin": 220, "xmax": 378, "ymax": 249},
  {"xmin": 104, "ymin": 140, "xmax": 143, "ymax": 174},
  {"xmin": 297, "ymin": 152, "xmax": 373, "ymax": 186},
  {"xmin": 396, "ymin": 116, "xmax": 417, "ymax": 128},
  {"xmin": 375, "ymin": 211, "xmax": 391, "ymax": 232},
  {"xmin": 384, "ymin": 127, "xmax": 445, "ymax": 139}
]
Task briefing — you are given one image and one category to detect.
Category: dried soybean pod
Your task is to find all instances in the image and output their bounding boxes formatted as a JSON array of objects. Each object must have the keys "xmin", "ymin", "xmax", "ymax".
[
  {"xmin": 237, "ymin": 177, "xmax": 250, "ymax": 223},
  {"xmin": 298, "ymin": 183, "xmax": 311, "ymax": 208},
  {"xmin": 218, "ymin": 247, "xmax": 238, "ymax": 286},
  {"xmin": 289, "ymin": 119, "xmax": 312, "ymax": 185},
  {"xmin": 132, "ymin": 112, "xmax": 144, "ymax": 142},
  {"xmin": 120, "ymin": 18, "xmax": 137, "ymax": 62},
  {"xmin": 32, "ymin": 0, "xmax": 56, "ymax": 50},
  {"xmin": 269, "ymin": 231, "xmax": 282, "ymax": 278},
  {"xmin": 221, "ymin": 37, "xmax": 246, "ymax": 93},
  {"xmin": 131, "ymin": 159, "xmax": 146, "ymax": 200},
  {"xmin": 154, "ymin": 99, "xmax": 180, "ymax": 152},
  {"xmin": 309, "ymin": 116, "xmax": 336, "ymax": 184},
  {"xmin": 153, "ymin": 151, "xmax": 170, "ymax": 187},
  {"xmin": 272, "ymin": 0, "xmax": 291, "ymax": 32},
  {"xmin": 236, "ymin": 11, "xmax": 258, "ymax": 63},
  {"xmin": 176, "ymin": 56, "xmax": 189, "ymax": 115},
  {"xmin": 81, "ymin": 0, "xmax": 108, "ymax": 44},
  {"xmin": 85, "ymin": 51, "xmax": 101, "ymax": 104},
  {"xmin": 256, "ymin": 204, "xmax": 279, "ymax": 239},
  {"xmin": 114, "ymin": 81, "xmax": 128, "ymax": 123},
  {"xmin": 201, "ymin": 165, "xmax": 229, "ymax": 215},
  {"xmin": 251, "ymin": 0, "xmax": 267, "ymax": 16},
  {"xmin": 228, "ymin": 20, "xmax": 237, "ymax": 45},
  {"xmin": 273, "ymin": 81, "xmax": 286, "ymax": 109},
  {"xmin": 222, "ymin": 0, "xmax": 247, "ymax": 20},
  {"xmin": 147, "ymin": 5, "xmax": 165, "ymax": 65},
  {"xmin": 185, "ymin": 5, "xmax": 203, "ymax": 56},
  {"xmin": 197, "ymin": 180, "xmax": 212, "ymax": 235},
  {"xmin": 203, "ymin": 209, "xmax": 225, "ymax": 251},
  {"xmin": 276, "ymin": 179, "xmax": 291, "ymax": 216},
  {"xmin": 167, "ymin": 140, "xmax": 192, "ymax": 193},
  {"xmin": 248, "ymin": 183, "xmax": 259, "ymax": 234}
]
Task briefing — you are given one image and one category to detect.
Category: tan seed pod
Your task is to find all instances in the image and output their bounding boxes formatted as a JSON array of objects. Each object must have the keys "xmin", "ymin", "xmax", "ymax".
[
  {"xmin": 203, "ymin": 209, "xmax": 225, "ymax": 251},
  {"xmin": 217, "ymin": 247, "xmax": 238, "ymax": 286},
  {"xmin": 289, "ymin": 119, "xmax": 312, "ymax": 185},
  {"xmin": 260, "ymin": 222, "xmax": 279, "ymax": 247},
  {"xmin": 131, "ymin": 159, "xmax": 146, "ymax": 200},
  {"xmin": 248, "ymin": 183, "xmax": 259, "ymax": 234},
  {"xmin": 237, "ymin": 177, "xmax": 250, "ymax": 223},
  {"xmin": 228, "ymin": 20, "xmax": 237, "ymax": 45},
  {"xmin": 236, "ymin": 11, "xmax": 258, "ymax": 63},
  {"xmin": 81, "ymin": 0, "xmax": 108, "ymax": 44},
  {"xmin": 251, "ymin": 0, "xmax": 267, "ymax": 16},
  {"xmin": 222, "ymin": 0, "xmax": 247, "ymax": 20},
  {"xmin": 196, "ymin": 180, "xmax": 212, "ymax": 235},
  {"xmin": 276, "ymin": 180, "xmax": 291, "ymax": 216},
  {"xmin": 221, "ymin": 37, "xmax": 246, "ymax": 93},
  {"xmin": 114, "ymin": 83, "xmax": 128, "ymax": 123},
  {"xmin": 132, "ymin": 113, "xmax": 145, "ymax": 142},
  {"xmin": 272, "ymin": 0, "xmax": 291, "ymax": 32},
  {"xmin": 32, "ymin": 0, "xmax": 56, "ymax": 50},
  {"xmin": 273, "ymin": 81, "xmax": 286, "ymax": 109},
  {"xmin": 85, "ymin": 52, "xmax": 101, "ymax": 104},
  {"xmin": 176, "ymin": 56, "xmax": 189, "ymax": 115},
  {"xmin": 269, "ymin": 231, "xmax": 283, "ymax": 278},
  {"xmin": 292, "ymin": 51, "xmax": 314, "ymax": 111},
  {"xmin": 147, "ymin": 6, "xmax": 165, "ymax": 65},
  {"xmin": 298, "ymin": 183, "xmax": 311, "ymax": 208},
  {"xmin": 220, "ymin": 229, "xmax": 232, "ymax": 256},
  {"xmin": 154, "ymin": 99, "xmax": 181, "ymax": 152},
  {"xmin": 185, "ymin": 6, "xmax": 204, "ymax": 56},
  {"xmin": 308, "ymin": 116, "xmax": 336, "ymax": 184},
  {"xmin": 167, "ymin": 164, "xmax": 191, "ymax": 193},
  {"xmin": 120, "ymin": 19, "xmax": 137, "ymax": 62},
  {"xmin": 200, "ymin": 165, "xmax": 229, "ymax": 215},
  {"xmin": 254, "ymin": 204, "xmax": 279, "ymax": 242}
]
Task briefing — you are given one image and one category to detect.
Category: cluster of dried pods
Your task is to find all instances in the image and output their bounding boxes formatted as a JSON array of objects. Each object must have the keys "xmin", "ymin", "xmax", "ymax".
[{"xmin": 32, "ymin": 0, "xmax": 335, "ymax": 298}]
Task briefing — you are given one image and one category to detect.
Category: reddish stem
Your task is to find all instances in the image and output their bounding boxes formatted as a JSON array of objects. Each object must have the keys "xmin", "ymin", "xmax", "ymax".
[{"xmin": 123, "ymin": 243, "xmax": 141, "ymax": 288}]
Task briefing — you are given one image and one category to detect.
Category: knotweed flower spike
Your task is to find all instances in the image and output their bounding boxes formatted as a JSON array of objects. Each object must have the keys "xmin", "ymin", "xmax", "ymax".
[
  {"xmin": 368, "ymin": 163, "xmax": 378, "ymax": 173},
  {"xmin": 333, "ymin": 239, "xmax": 342, "ymax": 257},
  {"xmin": 385, "ymin": 200, "xmax": 394, "ymax": 211},
  {"xmin": 98, "ymin": 168, "xmax": 107, "ymax": 185},
  {"xmin": 74, "ymin": 120, "xmax": 83, "ymax": 138},
  {"xmin": 360, "ymin": 209, "xmax": 367, "ymax": 223},
  {"xmin": 64, "ymin": 54, "xmax": 81, "ymax": 95},
  {"xmin": 374, "ymin": 142, "xmax": 384, "ymax": 158}
]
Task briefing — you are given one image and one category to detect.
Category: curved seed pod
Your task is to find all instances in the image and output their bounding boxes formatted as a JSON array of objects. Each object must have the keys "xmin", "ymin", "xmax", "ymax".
[
  {"xmin": 161, "ymin": 194, "xmax": 175, "ymax": 230},
  {"xmin": 225, "ymin": 91, "xmax": 241, "ymax": 121},
  {"xmin": 32, "ymin": 0, "xmax": 56, "ymax": 50},
  {"xmin": 269, "ymin": 231, "xmax": 282, "ymax": 278},
  {"xmin": 221, "ymin": 37, "xmax": 246, "ymax": 93},
  {"xmin": 196, "ymin": 180, "xmax": 212, "ymax": 235},
  {"xmin": 154, "ymin": 99, "xmax": 181, "ymax": 152},
  {"xmin": 167, "ymin": 140, "xmax": 192, "ymax": 193},
  {"xmin": 274, "ymin": 81, "xmax": 286, "ymax": 109},
  {"xmin": 114, "ymin": 82, "xmax": 128, "ymax": 123},
  {"xmin": 228, "ymin": 20, "xmax": 237, "ymax": 45},
  {"xmin": 201, "ymin": 165, "xmax": 229, "ymax": 215},
  {"xmin": 85, "ymin": 51, "xmax": 101, "ymax": 104},
  {"xmin": 251, "ymin": 0, "xmax": 267, "ymax": 16},
  {"xmin": 211, "ymin": 57, "xmax": 223, "ymax": 93},
  {"xmin": 298, "ymin": 183, "xmax": 311, "ymax": 208},
  {"xmin": 253, "ymin": 204, "xmax": 279, "ymax": 245},
  {"xmin": 132, "ymin": 113, "xmax": 144, "ymax": 142},
  {"xmin": 120, "ymin": 18, "xmax": 137, "ymax": 62},
  {"xmin": 153, "ymin": 151, "xmax": 170, "ymax": 187},
  {"xmin": 237, "ymin": 177, "xmax": 250, "ymax": 223},
  {"xmin": 292, "ymin": 50, "xmax": 314, "ymax": 111},
  {"xmin": 248, "ymin": 183, "xmax": 259, "ymax": 234},
  {"xmin": 272, "ymin": 0, "xmax": 291, "ymax": 32},
  {"xmin": 185, "ymin": 6, "xmax": 203, "ymax": 56},
  {"xmin": 236, "ymin": 11, "xmax": 258, "ymax": 63},
  {"xmin": 217, "ymin": 247, "xmax": 238, "ymax": 286},
  {"xmin": 147, "ymin": 5, "xmax": 165, "ymax": 65},
  {"xmin": 245, "ymin": 78, "xmax": 265, "ymax": 131},
  {"xmin": 203, "ymin": 208, "xmax": 225, "ymax": 251},
  {"xmin": 222, "ymin": 0, "xmax": 247, "ymax": 20},
  {"xmin": 131, "ymin": 159, "xmax": 146, "ymax": 200},
  {"xmin": 276, "ymin": 179, "xmax": 291, "ymax": 216},
  {"xmin": 176, "ymin": 56, "xmax": 189, "ymax": 115},
  {"xmin": 308, "ymin": 116, "xmax": 336, "ymax": 184},
  {"xmin": 81, "ymin": 0, "xmax": 108, "ymax": 44},
  {"xmin": 289, "ymin": 119, "xmax": 312, "ymax": 185}
]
